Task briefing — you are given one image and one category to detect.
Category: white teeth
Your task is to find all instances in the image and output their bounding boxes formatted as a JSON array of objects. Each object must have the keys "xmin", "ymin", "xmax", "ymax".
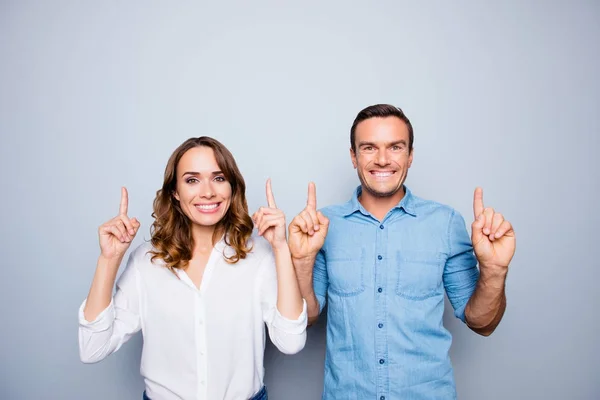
[
  {"xmin": 196, "ymin": 204, "xmax": 218, "ymax": 210},
  {"xmin": 373, "ymin": 172, "xmax": 393, "ymax": 177}
]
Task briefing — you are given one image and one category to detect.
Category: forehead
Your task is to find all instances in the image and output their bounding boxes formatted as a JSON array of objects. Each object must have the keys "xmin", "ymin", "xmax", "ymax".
[
  {"xmin": 177, "ymin": 146, "xmax": 219, "ymax": 173},
  {"xmin": 355, "ymin": 117, "xmax": 409, "ymax": 144}
]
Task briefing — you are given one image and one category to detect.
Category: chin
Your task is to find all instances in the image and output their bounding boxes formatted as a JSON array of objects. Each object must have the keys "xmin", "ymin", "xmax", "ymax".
[
  {"xmin": 187, "ymin": 212, "xmax": 222, "ymax": 228},
  {"xmin": 366, "ymin": 184, "xmax": 403, "ymax": 198}
]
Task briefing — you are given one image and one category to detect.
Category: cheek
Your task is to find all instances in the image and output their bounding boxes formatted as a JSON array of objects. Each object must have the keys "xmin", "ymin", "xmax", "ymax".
[
  {"xmin": 359, "ymin": 158, "xmax": 373, "ymax": 171},
  {"xmin": 392, "ymin": 158, "xmax": 409, "ymax": 169},
  {"xmin": 221, "ymin": 191, "xmax": 233, "ymax": 214},
  {"xmin": 219, "ymin": 184, "xmax": 233, "ymax": 202},
  {"xmin": 176, "ymin": 195, "xmax": 194, "ymax": 219},
  {"xmin": 177, "ymin": 186, "xmax": 200, "ymax": 208},
  {"xmin": 176, "ymin": 186, "xmax": 192, "ymax": 203}
]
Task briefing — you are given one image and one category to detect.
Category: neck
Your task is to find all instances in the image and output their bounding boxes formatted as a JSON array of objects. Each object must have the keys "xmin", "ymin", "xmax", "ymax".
[
  {"xmin": 359, "ymin": 186, "xmax": 406, "ymax": 221},
  {"xmin": 190, "ymin": 223, "xmax": 219, "ymax": 254}
]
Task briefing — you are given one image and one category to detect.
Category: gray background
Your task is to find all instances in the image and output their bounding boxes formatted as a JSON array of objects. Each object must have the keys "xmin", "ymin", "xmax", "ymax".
[{"xmin": 1, "ymin": 1, "xmax": 599, "ymax": 399}]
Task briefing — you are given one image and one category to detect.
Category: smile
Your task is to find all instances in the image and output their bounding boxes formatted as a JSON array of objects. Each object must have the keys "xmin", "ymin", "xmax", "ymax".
[
  {"xmin": 194, "ymin": 203, "xmax": 221, "ymax": 213},
  {"xmin": 370, "ymin": 171, "xmax": 396, "ymax": 177}
]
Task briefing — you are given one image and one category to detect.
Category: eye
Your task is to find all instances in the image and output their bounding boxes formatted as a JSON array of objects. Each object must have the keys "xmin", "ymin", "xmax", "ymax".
[
  {"xmin": 214, "ymin": 176, "xmax": 226, "ymax": 182},
  {"xmin": 186, "ymin": 177, "xmax": 199, "ymax": 184},
  {"xmin": 391, "ymin": 145, "xmax": 406, "ymax": 152}
]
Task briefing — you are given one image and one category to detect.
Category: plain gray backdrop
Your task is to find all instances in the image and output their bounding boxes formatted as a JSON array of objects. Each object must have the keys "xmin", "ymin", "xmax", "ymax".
[{"xmin": 1, "ymin": 1, "xmax": 599, "ymax": 399}]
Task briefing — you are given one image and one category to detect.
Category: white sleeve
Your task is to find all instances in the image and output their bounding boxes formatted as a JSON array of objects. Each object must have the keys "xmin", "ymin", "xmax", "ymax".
[
  {"xmin": 259, "ymin": 250, "xmax": 307, "ymax": 355},
  {"xmin": 78, "ymin": 252, "xmax": 142, "ymax": 363}
]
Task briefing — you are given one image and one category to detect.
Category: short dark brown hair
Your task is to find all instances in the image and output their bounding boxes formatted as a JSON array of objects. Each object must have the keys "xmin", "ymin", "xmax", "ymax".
[{"xmin": 350, "ymin": 104, "xmax": 414, "ymax": 152}]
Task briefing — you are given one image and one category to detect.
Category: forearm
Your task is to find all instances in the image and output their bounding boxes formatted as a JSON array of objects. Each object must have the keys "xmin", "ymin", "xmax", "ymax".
[
  {"xmin": 465, "ymin": 267, "xmax": 507, "ymax": 336},
  {"xmin": 273, "ymin": 244, "xmax": 304, "ymax": 319},
  {"xmin": 292, "ymin": 256, "xmax": 320, "ymax": 326},
  {"xmin": 83, "ymin": 255, "xmax": 121, "ymax": 322}
]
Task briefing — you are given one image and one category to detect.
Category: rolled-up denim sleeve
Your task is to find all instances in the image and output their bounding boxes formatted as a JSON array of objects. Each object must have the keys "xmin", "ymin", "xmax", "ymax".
[
  {"xmin": 443, "ymin": 210, "xmax": 479, "ymax": 322},
  {"xmin": 313, "ymin": 248, "xmax": 328, "ymax": 315}
]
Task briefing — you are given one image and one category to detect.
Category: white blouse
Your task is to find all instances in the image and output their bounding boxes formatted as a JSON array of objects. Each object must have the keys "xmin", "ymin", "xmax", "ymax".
[{"xmin": 78, "ymin": 235, "xmax": 307, "ymax": 400}]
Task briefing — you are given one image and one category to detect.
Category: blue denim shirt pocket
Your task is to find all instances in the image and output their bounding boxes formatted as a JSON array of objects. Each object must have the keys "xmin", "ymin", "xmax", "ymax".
[
  {"xmin": 395, "ymin": 250, "xmax": 444, "ymax": 300},
  {"xmin": 326, "ymin": 245, "xmax": 366, "ymax": 296}
]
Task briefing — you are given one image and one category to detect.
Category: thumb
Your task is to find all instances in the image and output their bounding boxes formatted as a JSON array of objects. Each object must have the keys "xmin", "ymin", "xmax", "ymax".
[{"xmin": 471, "ymin": 213, "xmax": 485, "ymax": 244}]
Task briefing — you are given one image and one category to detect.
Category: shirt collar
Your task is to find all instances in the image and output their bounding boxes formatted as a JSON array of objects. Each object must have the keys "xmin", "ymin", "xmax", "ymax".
[{"xmin": 342, "ymin": 185, "xmax": 417, "ymax": 217}]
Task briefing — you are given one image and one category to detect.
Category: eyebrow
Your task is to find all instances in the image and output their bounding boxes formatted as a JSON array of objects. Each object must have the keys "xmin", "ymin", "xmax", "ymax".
[
  {"xmin": 181, "ymin": 170, "xmax": 224, "ymax": 177},
  {"xmin": 358, "ymin": 140, "xmax": 407, "ymax": 147}
]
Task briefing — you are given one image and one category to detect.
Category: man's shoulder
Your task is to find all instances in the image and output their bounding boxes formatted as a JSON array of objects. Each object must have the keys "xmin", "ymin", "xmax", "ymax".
[
  {"xmin": 410, "ymin": 193, "xmax": 458, "ymax": 218},
  {"xmin": 319, "ymin": 202, "xmax": 352, "ymax": 219}
]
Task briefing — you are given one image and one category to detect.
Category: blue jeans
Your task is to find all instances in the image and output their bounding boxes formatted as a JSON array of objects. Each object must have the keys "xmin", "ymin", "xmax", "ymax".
[
  {"xmin": 143, "ymin": 386, "xmax": 267, "ymax": 400},
  {"xmin": 251, "ymin": 386, "xmax": 268, "ymax": 400}
]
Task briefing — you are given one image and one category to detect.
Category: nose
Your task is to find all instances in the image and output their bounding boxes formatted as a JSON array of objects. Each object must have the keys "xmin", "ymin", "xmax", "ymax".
[
  {"xmin": 199, "ymin": 180, "xmax": 215, "ymax": 199},
  {"xmin": 375, "ymin": 149, "xmax": 390, "ymax": 166}
]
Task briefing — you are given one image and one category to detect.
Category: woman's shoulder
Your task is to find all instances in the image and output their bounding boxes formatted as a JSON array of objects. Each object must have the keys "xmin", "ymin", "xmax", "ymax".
[
  {"xmin": 127, "ymin": 241, "xmax": 163, "ymax": 268},
  {"xmin": 221, "ymin": 233, "xmax": 273, "ymax": 265},
  {"xmin": 246, "ymin": 233, "xmax": 273, "ymax": 257}
]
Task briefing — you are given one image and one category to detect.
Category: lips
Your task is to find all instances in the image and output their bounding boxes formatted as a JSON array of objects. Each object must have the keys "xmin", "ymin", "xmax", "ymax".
[
  {"xmin": 194, "ymin": 202, "xmax": 221, "ymax": 213},
  {"xmin": 370, "ymin": 171, "xmax": 396, "ymax": 178}
]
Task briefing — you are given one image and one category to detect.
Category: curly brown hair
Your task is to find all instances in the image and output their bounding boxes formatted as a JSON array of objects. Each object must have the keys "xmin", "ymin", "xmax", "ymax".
[{"xmin": 149, "ymin": 137, "xmax": 253, "ymax": 272}]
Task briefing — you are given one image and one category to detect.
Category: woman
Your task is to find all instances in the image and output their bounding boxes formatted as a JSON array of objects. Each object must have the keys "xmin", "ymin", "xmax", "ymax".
[{"xmin": 78, "ymin": 137, "xmax": 307, "ymax": 400}]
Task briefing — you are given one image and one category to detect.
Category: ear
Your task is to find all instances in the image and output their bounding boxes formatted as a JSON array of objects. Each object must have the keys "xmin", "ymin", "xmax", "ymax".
[
  {"xmin": 350, "ymin": 147, "xmax": 357, "ymax": 169},
  {"xmin": 173, "ymin": 190, "xmax": 180, "ymax": 201}
]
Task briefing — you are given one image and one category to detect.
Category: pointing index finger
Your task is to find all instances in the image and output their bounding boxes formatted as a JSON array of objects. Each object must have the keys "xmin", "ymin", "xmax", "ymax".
[
  {"xmin": 119, "ymin": 187, "xmax": 129, "ymax": 216},
  {"xmin": 266, "ymin": 178, "xmax": 277, "ymax": 208},
  {"xmin": 307, "ymin": 182, "xmax": 317, "ymax": 210},
  {"xmin": 473, "ymin": 187, "xmax": 484, "ymax": 219}
]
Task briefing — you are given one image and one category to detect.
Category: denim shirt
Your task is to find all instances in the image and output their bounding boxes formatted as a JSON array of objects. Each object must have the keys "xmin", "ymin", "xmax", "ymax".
[{"xmin": 314, "ymin": 186, "xmax": 479, "ymax": 400}]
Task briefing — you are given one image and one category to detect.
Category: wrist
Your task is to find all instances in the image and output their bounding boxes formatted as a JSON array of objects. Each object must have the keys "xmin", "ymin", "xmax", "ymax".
[
  {"xmin": 271, "ymin": 242, "xmax": 291, "ymax": 256},
  {"xmin": 291, "ymin": 254, "xmax": 316, "ymax": 265},
  {"xmin": 479, "ymin": 264, "xmax": 508, "ymax": 284},
  {"xmin": 98, "ymin": 254, "xmax": 123, "ymax": 270},
  {"xmin": 291, "ymin": 256, "xmax": 315, "ymax": 275}
]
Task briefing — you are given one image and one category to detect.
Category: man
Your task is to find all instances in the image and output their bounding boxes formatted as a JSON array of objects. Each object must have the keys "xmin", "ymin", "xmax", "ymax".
[{"xmin": 288, "ymin": 104, "xmax": 516, "ymax": 399}]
